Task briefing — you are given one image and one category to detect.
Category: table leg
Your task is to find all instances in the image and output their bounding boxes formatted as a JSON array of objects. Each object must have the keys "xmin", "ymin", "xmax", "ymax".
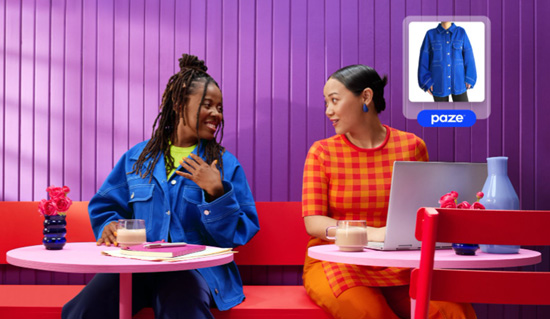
[{"xmin": 120, "ymin": 273, "xmax": 132, "ymax": 319}]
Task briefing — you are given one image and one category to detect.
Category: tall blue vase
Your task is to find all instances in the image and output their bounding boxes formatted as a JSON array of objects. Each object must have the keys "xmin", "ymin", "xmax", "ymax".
[{"xmin": 479, "ymin": 157, "xmax": 520, "ymax": 254}]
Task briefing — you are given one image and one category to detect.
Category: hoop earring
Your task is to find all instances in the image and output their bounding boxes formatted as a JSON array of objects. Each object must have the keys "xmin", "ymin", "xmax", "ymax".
[{"xmin": 363, "ymin": 104, "xmax": 369, "ymax": 113}]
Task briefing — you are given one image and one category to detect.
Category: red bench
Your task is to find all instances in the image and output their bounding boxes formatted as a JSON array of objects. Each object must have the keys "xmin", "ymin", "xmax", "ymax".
[{"xmin": 0, "ymin": 201, "xmax": 329, "ymax": 318}]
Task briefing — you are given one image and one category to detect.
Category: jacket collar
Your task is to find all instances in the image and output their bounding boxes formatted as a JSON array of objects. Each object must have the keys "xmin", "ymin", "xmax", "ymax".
[
  {"xmin": 129, "ymin": 140, "xmax": 205, "ymax": 183},
  {"xmin": 436, "ymin": 22, "xmax": 456, "ymax": 34}
]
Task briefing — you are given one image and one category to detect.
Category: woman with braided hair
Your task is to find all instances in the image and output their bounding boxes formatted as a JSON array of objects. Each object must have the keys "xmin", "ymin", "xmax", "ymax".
[
  {"xmin": 62, "ymin": 54, "xmax": 259, "ymax": 319},
  {"xmin": 301, "ymin": 64, "xmax": 475, "ymax": 318}
]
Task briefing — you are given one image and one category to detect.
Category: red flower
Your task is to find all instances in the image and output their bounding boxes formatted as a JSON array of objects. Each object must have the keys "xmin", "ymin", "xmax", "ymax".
[
  {"xmin": 457, "ymin": 201, "xmax": 471, "ymax": 209},
  {"xmin": 470, "ymin": 202, "xmax": 486, "ymax": 210},
  {"xmin": 55, "ymin": 196, "xmax": 73, "ymax": 212},
  {"xmin": 38, "ymin": 185, "xmax": 72, "ymax": 216},
  {"xmin": 440, "ymin": 198, "xmax": 457, "ymax": 208},
  {"xmin": 38, "ymin": 199, "xmax": 59, "ymax": 216}
]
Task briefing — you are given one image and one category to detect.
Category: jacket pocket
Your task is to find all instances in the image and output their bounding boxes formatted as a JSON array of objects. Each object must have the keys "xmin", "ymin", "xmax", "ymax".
[
  {"xmin": 431, "ymin": 43, "xmax": 443, "ymax": 63},
  {"xmin": 128, "ymin": 184, "xmax": 155, "ymax": 221},
  {"xmin": 183, "ymin": 186, "xmax": 203, "ymax": 204},
  {"xmin": 452, "ymin": 41, "xmax": 464, "ymax": 62}
]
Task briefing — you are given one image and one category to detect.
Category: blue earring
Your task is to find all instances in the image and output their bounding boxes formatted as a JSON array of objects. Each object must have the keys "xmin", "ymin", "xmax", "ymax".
[{"xmin": 363, "ymin": 104, "xmax": 369, "ymax": 113}]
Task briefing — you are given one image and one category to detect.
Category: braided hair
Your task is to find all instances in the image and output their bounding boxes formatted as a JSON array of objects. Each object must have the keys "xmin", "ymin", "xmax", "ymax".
[
  {"xmin": 131, "ymin": 54, "xmax": 225, "ymax": 180},
  {"xmin": 329, "ymin": 64, "xmax": 388, "ymax": 113}
]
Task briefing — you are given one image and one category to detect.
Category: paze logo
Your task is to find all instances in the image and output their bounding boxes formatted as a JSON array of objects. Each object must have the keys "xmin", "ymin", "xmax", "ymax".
[
  {"xmin": 417, "ymin": 110, "xmax": 476, "ymax": 127},
  {"xmin": 431, "ymin": 114, "xmax": 464, "ymax": 125}
]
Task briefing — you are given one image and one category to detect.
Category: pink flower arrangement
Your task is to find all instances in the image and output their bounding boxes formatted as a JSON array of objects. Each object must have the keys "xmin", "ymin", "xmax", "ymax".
[
  {"xmin": 439, "ymin": 191, "xmax": 485, "ymax": 210},
  {"xmin": 38, "ymin": 185, "xmax": 73, "ymax": 216}
]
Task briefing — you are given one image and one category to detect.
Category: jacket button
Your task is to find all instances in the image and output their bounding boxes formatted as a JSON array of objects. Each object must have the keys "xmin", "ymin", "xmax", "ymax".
[
  {"xmin": 131, "ymin": 192, "xmax": 135, "ymax": 199},
  {"xmin": 204, "ymin": 210, "xmax": 210, "ymax": 216},
  {"xmin": 215, "ymin": 289, "xmax": 219, "ymax": 294},
  {"xmin": 166, "ymin": 210, "xmax": 171, "ymax": 216},
  {"xmin": 171, "ymin": 180, "xmax": 177, "ymax": 185}
]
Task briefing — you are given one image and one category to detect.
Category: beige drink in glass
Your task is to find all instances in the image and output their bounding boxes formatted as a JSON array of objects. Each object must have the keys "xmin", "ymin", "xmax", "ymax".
[
  {"xmin": 326, "ymin": 220, "xmax": 368, "ymax": 252},
  {"xmin": 117, "ymin": 219, "xmax": 146, "ymax": 248}
]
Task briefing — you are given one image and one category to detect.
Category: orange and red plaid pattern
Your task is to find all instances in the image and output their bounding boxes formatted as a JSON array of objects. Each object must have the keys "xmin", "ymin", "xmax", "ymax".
[{"xmin": 302, "ymin": 126, "xmax": 429, "ymax": 297}]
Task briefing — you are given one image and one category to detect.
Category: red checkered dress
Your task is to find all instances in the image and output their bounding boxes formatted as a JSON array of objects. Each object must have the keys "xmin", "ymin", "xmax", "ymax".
[{"xmin": 302, "ymin": 125, "xmax": 429, "ymax": 297}]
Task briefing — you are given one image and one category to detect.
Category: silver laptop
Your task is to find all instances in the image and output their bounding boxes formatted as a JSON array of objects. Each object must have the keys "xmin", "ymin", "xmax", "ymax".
[{"xmin": 366, "ymin": 161, "xmax": 487, "ymax": 250}]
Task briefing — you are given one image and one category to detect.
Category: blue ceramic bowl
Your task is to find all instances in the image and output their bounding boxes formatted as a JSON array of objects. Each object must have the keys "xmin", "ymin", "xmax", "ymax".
[{"xmin": 452, "ymin": 243, "xmax": 479, "ymax": 256}]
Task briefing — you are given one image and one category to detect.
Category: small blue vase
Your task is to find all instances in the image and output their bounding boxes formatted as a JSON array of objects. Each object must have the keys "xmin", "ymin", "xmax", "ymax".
[
  {"xmin": 479, "ymin": 157, "xmax": 520, "ymax": 254},
  {"xmin": 43, "ymin": 215, "xmax": 67, "ymax": 250}
]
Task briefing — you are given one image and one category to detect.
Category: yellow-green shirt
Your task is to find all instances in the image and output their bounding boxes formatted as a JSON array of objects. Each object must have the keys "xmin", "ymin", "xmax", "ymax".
[{"xmin": 168, "ymin": 144, "xmax": 197, "ymax": 179}]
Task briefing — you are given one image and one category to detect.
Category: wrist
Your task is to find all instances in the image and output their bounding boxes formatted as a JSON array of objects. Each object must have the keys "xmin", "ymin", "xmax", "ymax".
[{"xmin": 205, "ymin": 184, "xmax": 224, "ymax": 201}]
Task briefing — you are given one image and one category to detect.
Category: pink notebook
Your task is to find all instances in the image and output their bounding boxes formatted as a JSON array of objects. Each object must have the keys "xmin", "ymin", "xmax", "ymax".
[{"xmin": 120, "ymin": 243, "xmax": 206, "ymax": 258}]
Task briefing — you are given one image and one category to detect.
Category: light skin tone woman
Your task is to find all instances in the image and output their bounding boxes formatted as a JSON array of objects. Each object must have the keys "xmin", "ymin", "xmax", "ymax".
[
  {"xmin": 303, "ymin": 78, "xmax": 386, "ymax": 243},
  {"xmin": 97, "ymin": 80, "xmax": 224, "ymax": 246}
]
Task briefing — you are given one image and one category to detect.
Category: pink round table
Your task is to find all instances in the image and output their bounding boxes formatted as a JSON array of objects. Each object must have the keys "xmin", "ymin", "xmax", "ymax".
[
  {"xmin": 7, "ymin": 242, "xmax": 233, "ymax": 319},
  {"xmin": 308, "ymin": 245, "xmax": 541, "ymax": 269}
]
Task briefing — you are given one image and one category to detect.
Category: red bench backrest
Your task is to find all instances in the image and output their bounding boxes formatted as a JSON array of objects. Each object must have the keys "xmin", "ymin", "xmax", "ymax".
[
  {"xmin": 0, "ymin": 201, "xmax": 94, "ymax": 263},
  {"xmin": 1, "ymin": 201, "xmax": 309, "ymax": 266},
  {"xmin": 234, "ymin": 201, "xmax": 309, "ymax": 265}
]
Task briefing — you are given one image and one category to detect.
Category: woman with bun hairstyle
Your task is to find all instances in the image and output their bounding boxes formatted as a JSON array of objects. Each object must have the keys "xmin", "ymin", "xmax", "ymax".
[
  {"xmin": 63, "ymin": 54, "xmax": 259, "ymax": 319},
  {"xmin": 301, "ymin": 64, "xmax": 475, "ymax": 318}
]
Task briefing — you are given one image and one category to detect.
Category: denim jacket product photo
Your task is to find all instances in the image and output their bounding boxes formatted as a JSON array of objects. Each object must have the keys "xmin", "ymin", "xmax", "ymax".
[
  {"xmin": 418, "ymin": 23, "xmax": 477, "ymax": 97},
  {"xmin": 88, "ymin": 140, "xmax": 260, "ymax": 311}
]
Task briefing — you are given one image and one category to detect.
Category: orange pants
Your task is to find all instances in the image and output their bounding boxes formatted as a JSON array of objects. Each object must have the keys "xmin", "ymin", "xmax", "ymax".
[{"xmin": 304, "ymin": 262, "xmax": 476, "ymax": 319}]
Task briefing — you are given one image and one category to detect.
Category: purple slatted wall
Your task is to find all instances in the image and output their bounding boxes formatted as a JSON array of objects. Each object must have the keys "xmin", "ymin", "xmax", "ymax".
[{"xmin": 1, "ymin": 0, "xmax": 550, "ymax": 317}]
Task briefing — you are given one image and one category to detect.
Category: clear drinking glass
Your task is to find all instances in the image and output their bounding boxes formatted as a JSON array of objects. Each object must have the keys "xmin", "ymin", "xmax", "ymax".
[
  {"xmin": 326, "ymin": 220, "xmax": 368, "ymax": 252},
  {"xmin": 116, "ymin": 219, "xmax": 146, "ymax": 248}
]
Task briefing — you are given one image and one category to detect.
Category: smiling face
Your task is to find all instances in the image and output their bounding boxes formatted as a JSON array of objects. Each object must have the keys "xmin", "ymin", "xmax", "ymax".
[
  {"xmin": 177, "ymin": 80, "xmax": 223, "ymax": 146},
  {"xmin": 324, "ymin": 78, "xmax": 365, "ymax": 135}
]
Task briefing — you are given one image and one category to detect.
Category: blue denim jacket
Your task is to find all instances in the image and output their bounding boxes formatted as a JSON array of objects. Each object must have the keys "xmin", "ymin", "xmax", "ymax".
[
  {"xmin": 88, "ymin": 140, "xmax": 260, "ymax": 311},
  {"xmin": 418, "ymin": 23, "xmax": 477, "ymax": 97}
]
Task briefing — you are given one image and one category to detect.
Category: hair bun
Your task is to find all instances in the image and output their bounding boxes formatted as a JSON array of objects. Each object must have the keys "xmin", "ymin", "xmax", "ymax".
[{"xmin": 178, "ymin": 54, "xmax": 208, "ymax": 73}]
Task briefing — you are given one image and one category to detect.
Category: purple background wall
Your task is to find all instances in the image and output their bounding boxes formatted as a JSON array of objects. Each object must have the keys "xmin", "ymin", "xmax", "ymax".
[{"xmin": 1, "ymin": 0, "xmax": 549, "ymax": 317}]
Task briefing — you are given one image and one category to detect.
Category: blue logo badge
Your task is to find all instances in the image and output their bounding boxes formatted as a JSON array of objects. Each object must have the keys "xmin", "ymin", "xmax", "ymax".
[{"xmin": 417, "ymin": 110, "xmax": 476, "ymax": 127}]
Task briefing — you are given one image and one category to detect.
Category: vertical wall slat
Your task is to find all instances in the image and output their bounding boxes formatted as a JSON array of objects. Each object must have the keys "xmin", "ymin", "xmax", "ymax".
[
  {"xmin": 289, "ymin": 0, "xmax": 307, "ymax": 201},
  {"xmin": 206, "ymin": 0, "xmax": 223, "ymax": 82},
  {"xmin": 128, "ymin": 0, "xmax": 145, "ymax": 147},
  {"xmin": 324, "ymin": 0, "xmax": 341, "ymax": 138},
  {"xmin": 33, "ymin": 0, "xmax": 51, "ymax": 199},
  {"xmin": 95, "ymin": 0, "xmax": 114, "ymax": 186},
  {"xmin": 254, "ymin": 0, "xmax": 272, "ymax": 201},
  {"xmin": 236, "ymin": 0, "xmax": 255, "ymax": 187},
  {"xmin": 80, "ymin": 0, "xmax": 97, "ymax": 200},
  {"xmin": 113, "ymin": 0, "xmax": 130, "ymax": 162},
  {"xmin": 502, "ymin": 0, "xmax": 521, "ymax": 201},
  {"xmin": 142, "ymin": 0, "xmax": 159, "ymax": 158},
  {"xmin": 20, "ymin": 0, "xmax": 35, "ymax": 200},
  {"xmin": 64, "ymin": 0, "xmax": 82, "ymax": 199},
  {"xmin": 390, "ymin": 0, "xmax": 406, "ymax": 131},
  {"xmin": 519, "ymin": 0, "xmax": 536, "ymax": 211},
  {"xmin": 4, "ymin": 0, "xmax": 21, "ymax": 200},
  {"xmin": 487, "ymin": 0, "xmax": 503, "ymax": 159},
  {"xmin": 220, "ymin": 0, "xmax": 238, "ymax": 155},
  {"xmin": 0, "ymin": 0, "xmax": 5, "ymax": 200},
  {"xmin": 49, "ymin": 0, "xmax": 65, "ymax": 188},
  {"xmin": 271, "ymin": 0, "xmax": 290, "ymax": 201},
  {"xmin": 305, "ymin": 0, "xmax": 324, "ymax": 160}
]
